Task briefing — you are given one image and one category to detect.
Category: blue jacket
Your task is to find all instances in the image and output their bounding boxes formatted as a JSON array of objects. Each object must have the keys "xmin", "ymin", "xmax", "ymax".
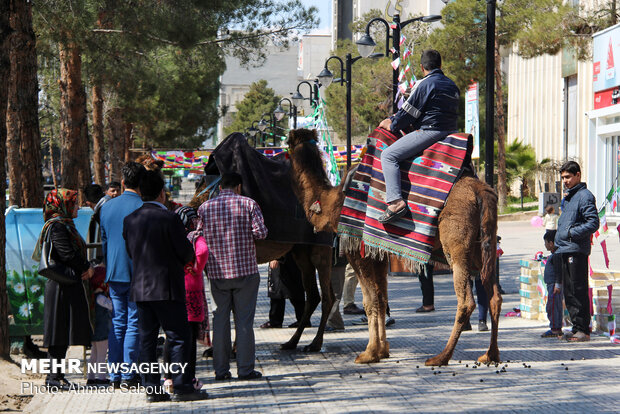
[
  {"xmin": 100, "ymin": 191, "xmax": 144, "ymax": 283},
  {"xmin": 554, "ymin": 183, "xmax": 599, "ymax": 256},
  {"xmin": 543, "ymin": 252, "xmax": 562, "ymax": 285},
  {"xmin": 390, "ymin": 68, "xmax": 460, "ymax": 135}
]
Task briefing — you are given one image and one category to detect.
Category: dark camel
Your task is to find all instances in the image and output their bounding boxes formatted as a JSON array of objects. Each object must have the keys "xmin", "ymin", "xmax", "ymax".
[
  {"xmin": 286, "ymin": 128, "xmax": 502, "ymax": 366},
  {"xmin": 188, "ymin": 177, "xmax": 334, "ymax": 352}
]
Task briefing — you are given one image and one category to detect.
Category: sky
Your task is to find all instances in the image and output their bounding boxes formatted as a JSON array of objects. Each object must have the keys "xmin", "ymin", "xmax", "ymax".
[{"xmin": 300, "ymin": 0, "xmax": 331, "ymax": 32}]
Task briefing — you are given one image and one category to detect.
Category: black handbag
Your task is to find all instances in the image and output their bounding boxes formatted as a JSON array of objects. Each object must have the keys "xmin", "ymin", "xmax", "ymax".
[{"xmin": 38, "ymin": 229, "xmax": 79, "ymax": 285}]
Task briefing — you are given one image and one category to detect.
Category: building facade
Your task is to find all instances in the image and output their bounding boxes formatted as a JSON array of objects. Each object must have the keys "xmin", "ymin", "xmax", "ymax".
[
  {"xmin": 217, "ymin": 34, "xmax": 332, "ymax": 143},
  {"xmin": 331, "ymin": 0, "xmax": 445, "ymax": 49}
]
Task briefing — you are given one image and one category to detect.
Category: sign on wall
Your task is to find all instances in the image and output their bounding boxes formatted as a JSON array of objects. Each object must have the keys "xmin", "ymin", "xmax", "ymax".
[
  {"xmin": 465, "ymin": 82, "xmax": 480, "ymax": 159},
  {"xmin": 593, "ymin": 24, "xmax": 620, "ymax": 93}
]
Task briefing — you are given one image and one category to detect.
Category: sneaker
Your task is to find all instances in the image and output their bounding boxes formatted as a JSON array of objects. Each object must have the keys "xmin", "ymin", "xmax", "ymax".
[
  {"xmin": 343, "ymin": 304, "xmax": 365, "ymax": 315},
  {"xmin": 238, "ymin": 370, "xmax": 262, "ymax": 380},
  {"xmin": 215, "ymin": 371, "xmax": 232, "ymax": 381},
  {"xmin": 566, "ymin": 331, "xmax": 590, "ymax": 342},
  {"xmin": 45, "ymin": 377, "xmax": 74, "ymax": 391},
  {"xmin": 478, "ymin": 321, "xmax": 489, "ymax": 332},
  {"xmin": 351, "ymin": 316, "xmax": 368, "ymax": 325},
  {"xmin": 146, "ymin": 392, "xmax": 170, "ymax": 403},
  {"xmin": 385, "ymin": 316, "xmax": 396, "ymax": 327},
  {"xmin": 259, "ymin": 321, "xmax": 282, "ymax": 329},
  {"xmin": 170, "ymin": 390, "xmax": 209, "ymax": 402}
]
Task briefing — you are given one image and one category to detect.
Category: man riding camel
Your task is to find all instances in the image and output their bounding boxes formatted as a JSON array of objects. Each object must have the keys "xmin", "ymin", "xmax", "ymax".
[{"xmin": 378, "ymin": 49, "xmax": 460, "ymax": 224}]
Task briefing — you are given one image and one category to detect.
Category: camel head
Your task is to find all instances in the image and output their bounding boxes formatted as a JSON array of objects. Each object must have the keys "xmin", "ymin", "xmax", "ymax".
[{"xmin": 287, "ymin": 128, "xmax": 319, "ymax": 154}]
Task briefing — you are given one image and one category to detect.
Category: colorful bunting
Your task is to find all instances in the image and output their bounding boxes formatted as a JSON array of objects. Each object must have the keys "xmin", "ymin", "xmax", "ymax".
[
  {"xmin": 391, "ymin": 57, "xmax": 401, "ymax": 70},
  {"xmin": 399, "ymin": 35, "xmax": 406, "ymax": 46},
  {"xmin": 398, "ymin": 69, "xmax": 406, "ymax": 82},
  {"xmin": 601, "ymin": 239, "xmax": 610, "ymax": 268},
  {"xmin": 403, "ymin": 48, "xmax": 412, "ymax": 59},
  {"xmin": 607, "ymin": 285, "xmax": 614, "ymax": 316},
  {"xmin": 398, "ymin": 81, "xmax": 408, "ymax": 94}
]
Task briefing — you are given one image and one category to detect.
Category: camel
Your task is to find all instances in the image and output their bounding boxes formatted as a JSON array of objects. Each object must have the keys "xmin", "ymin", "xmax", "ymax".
[
  {"xmin": 286, "ymin": 128, "xmax": 502, "ymax": 366},
  {"xmin": 188, "ymin": 175, "xmax": 334, "ymax": 353}
]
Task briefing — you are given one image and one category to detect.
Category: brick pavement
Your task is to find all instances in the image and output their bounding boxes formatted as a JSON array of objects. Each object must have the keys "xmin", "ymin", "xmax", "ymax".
[{"xmin": 23, "ymin": 220, "xmax": 620, "ymax": 413}]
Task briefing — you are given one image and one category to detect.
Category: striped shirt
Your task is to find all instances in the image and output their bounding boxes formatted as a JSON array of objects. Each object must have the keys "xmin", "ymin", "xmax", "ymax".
[{"xmin": 197, "ymin": 189, "xmax": 268, "ymax": 279}]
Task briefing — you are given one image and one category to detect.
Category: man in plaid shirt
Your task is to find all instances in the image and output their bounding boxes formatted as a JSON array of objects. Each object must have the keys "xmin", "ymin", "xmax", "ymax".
[{"xmin": 197, "ymin": 172, "xmax": 268, "ymax": 381}]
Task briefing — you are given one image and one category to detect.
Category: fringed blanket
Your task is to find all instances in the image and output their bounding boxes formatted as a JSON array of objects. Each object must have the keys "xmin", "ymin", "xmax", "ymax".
[{"xmin": 337, "ymin": 128, "xmax": 472, "ymax": 270}]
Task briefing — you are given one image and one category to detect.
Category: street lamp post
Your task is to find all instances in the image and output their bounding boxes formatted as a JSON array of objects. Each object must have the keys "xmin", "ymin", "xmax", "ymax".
[
  {"xmin": 274, "ymin": 97, "xmax": 297, "ymax": 129},
  {"xmin": 318, "ymin": 52, "xmax": 381, "ymax": 169},
  {"xmin": 485, "ymin": 0, "xmax": 496, "ymax": 188},
  {"xmin": 247, "ymin": 120, "xmax": 260, "ymax": 147},
  {"xmin": 258, "ymin": 112, "xmax": 278, "ymax": 146},
  {"xmin": 356, "ymin": 13, "xmax": 441, "ymax": 113},
  {"xmin": 291, "ymin": 80, "xmax": 318, "ymax": 110}
]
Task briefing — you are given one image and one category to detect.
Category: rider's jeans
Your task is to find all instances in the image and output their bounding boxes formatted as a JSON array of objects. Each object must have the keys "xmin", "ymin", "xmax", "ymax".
[{"xmin": 381, "ymin": 129, "xmax": 456, "ymax": 204}]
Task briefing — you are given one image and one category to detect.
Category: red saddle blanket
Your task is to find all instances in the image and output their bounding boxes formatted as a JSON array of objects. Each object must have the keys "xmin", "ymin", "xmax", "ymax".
[{"xmin": 337, "ymin": 128, "xmax": 472, "ymax": 269}]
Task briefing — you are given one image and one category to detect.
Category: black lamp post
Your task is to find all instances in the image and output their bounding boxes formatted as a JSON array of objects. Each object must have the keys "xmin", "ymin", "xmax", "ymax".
[
  {"xmin": 291, "ymin": 80, "xmax": 319, "ymax": 110},
  {"xmin": 274, "ymin": 97, "xmax": 297, "ymax": 129},
  {"xmin": 318, "ymin": 52, "xmax": 382, "ymax": 169},
  {"xmin": 247, "ymin": 120, "xmax": 260, "ymax": 147},
  {"xmin": 258, "ymin": 112, "xmax": 278, "ymax": 146},
  {"xmin": 485, "ymin": 0, "xmax": 496, "ymax": 188},
  {"xmin": 356, "ymin": 13, "xmax": 441, "ymax": 113}
]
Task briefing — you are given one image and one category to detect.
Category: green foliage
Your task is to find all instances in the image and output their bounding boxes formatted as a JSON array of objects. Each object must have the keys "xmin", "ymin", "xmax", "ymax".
[
  {"xmin": 498, "ymin": 139, "xmax": 537, "ymax": 187},
  {"xmin": 224, "ymin": 80, "xmax": 282, "ymax": 139},
  {"xmin": 32, "ymin": 0, "xmax": 318, "ymax": 149}
]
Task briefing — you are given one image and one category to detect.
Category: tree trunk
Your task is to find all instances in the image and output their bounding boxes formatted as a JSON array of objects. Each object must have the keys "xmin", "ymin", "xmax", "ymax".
[
  {"xmin": 124, "ymin": 122, "xmax": 133, "ymax": 162},
  {"xmin": 106, "ymin": 107, "xmax": 124, "ymax": 182},
  {"xmin": 7, "ymin": 0, "xmax": 43, "ymax": 208},
  {"xmin": 92, "ymin": 84, "xmax": 106, "ymax": 186},
  {"xmin": 58, "ymin": 40, "xmax": 91, "ymax": 197},
  {"xmin": 0, "ymin": 0, "xmax": 12, "ymax": 360},
  {"xmin": 48, "ymin": 118, "xmax": 58, "ymax": 188},
  {"xmin": 495, "ymin": 37, "xmax": 508, "ymax": 212}
]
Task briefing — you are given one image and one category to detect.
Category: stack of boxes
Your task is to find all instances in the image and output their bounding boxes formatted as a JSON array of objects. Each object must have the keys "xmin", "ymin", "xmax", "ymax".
[
  {"xmin": 590, "ymin": 271, "xmax": 620, "ymax": 333},
  {"xmin": 519, "ymin": 258, "xmax": 545, "ymax": 320},
  {"xmin": 518, "ymin": 258, "xmax": 620, "ymax": 332}
]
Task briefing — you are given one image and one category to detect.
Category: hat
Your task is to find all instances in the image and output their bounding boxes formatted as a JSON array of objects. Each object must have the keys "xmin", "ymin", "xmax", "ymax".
[{"xmin": 175, "ymin": 206, "xmax": 198, "ymax": 229}]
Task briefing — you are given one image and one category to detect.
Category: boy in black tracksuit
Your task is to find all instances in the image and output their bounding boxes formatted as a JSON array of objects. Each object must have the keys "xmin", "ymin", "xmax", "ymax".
[{"xmin": 554, "ymin": 161, "xmax": 599, "ymax": 342}]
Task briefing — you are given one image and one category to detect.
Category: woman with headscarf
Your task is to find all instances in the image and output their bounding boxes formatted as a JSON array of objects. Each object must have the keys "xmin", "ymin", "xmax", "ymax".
[{"xmin": 33, "ymin": 189, "xmax": 94, "ymax": 390}]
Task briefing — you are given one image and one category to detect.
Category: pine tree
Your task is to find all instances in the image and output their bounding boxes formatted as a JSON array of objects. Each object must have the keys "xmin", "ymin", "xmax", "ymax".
[{"xmin": 224, "ymin": 80, "xmax": 282, "ymax": 142}]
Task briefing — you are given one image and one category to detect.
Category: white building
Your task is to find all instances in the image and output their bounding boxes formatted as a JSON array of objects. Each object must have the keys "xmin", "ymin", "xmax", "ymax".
[
  {"xmin": 507, "ymin": 0, "xmax": 619, "ymax": 221},
  {"xmin": 332, "ymin": 0, "xmax": 445, "ymax": 50},
  {"xmin": 216, "ymin": 33, "xmax": 332, "ymax": 143}
]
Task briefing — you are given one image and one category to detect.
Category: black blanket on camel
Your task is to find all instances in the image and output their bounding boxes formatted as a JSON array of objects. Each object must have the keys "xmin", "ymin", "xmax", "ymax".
[{"xmin": 204, "ymin": 132, "xmax": 332, "ymax": 247}]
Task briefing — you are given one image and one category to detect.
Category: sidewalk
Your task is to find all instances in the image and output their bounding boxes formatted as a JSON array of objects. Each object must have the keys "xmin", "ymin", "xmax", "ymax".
[{"xmin": 22, "ymin": 220, "xmax": 620, "ymax": 413}]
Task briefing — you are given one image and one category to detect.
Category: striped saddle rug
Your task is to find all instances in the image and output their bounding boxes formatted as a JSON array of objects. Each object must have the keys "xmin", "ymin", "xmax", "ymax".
[{"xmin": 337, "ymin": 128, "xmax": 472, "ymax": 269}]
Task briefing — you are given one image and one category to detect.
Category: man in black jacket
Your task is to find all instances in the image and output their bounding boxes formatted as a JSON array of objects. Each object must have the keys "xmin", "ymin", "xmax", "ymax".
[
  {"xmin": 123, "ymin": 170, "xmax": 208, "ymax": 402},
  {"xmin": 554, "ymin": 161, "xmax": 599, "ymax": 342}
]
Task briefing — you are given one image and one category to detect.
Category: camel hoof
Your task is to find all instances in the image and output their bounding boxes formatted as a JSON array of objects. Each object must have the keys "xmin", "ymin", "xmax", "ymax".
[
  {"xmin": 280, "ymin": 341, "xmax": 297, "ymax": 351},
  {"xmin": 302, "ymin": 343, "xmax": 321, "ymax": 353},
  {"xmin": 425, "ymin": 356, "xmax": 449, "ymax": 366},
  {"xmin": 379, "ymin": 342, "xmax": 390, "ymax": 359},
  {"xmin": 354, "ymin": 351, "xmax": 380, "ymax": 364},
  {"xmin": 477, "ymin": 352, "xmax": 500, "ymax": 364}
]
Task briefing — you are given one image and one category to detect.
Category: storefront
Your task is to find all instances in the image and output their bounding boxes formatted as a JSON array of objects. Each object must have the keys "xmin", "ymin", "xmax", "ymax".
[{"xmin": 587, "ymin": 24, "xmax": 620, "ymax": 221}]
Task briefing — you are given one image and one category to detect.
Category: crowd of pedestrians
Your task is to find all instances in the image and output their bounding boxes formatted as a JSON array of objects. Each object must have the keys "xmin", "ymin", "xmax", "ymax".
[{"xmin": 32, "ymin": 155, "xmax": 601, "ymax": 403}]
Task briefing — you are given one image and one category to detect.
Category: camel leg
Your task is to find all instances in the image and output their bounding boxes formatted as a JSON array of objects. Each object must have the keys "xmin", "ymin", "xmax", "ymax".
[
  {"xmin": 478, "ymin": 282, "xmax": 502, "ymax": 363},
  {"xmin": 425, "ymin": 264, "xmax": 475, "ymax": 366},
  {"xmin": 347, "ymin": 252, "xmax": 388, "ymax": 364},
  {"xmin": 303, "ymin": 245, "xmax": 334, "ymax": 352},
  {"xmin": 280, "ymin": 246, "xmax": 321, "ymax": 351}
]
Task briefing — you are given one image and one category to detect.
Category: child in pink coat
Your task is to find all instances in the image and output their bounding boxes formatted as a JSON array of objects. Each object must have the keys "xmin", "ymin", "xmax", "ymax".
[{"xmin": 164, "ymin": 206, "xmax": 209, "ymax": 392}]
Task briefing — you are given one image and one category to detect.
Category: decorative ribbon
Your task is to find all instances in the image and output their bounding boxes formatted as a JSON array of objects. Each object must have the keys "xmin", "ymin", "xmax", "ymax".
[{"xmin": 391, "ymin": 57, "xmax": 401, "ymax": 70}]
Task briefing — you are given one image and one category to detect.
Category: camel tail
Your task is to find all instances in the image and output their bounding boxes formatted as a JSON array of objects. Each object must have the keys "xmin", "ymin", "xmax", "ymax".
[{"xmin": 479, "ymin": 185, "xmax": 498, "ymax": 286}]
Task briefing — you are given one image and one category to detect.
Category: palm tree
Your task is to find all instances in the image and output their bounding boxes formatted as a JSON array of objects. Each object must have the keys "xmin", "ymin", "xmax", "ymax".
[{"xmin": 502, "ymin": 139, "xmax": 538, "ymax": 201}]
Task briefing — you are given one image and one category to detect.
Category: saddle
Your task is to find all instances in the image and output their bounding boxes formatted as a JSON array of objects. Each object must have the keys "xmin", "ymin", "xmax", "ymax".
[{"xmin": 338, "ymin": 128, "xmax": 474, "ymax": 269}]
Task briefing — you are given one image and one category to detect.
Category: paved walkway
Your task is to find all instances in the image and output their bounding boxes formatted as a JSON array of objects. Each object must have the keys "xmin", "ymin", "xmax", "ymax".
[{"xmin": 23, "ymin": 220, "xmax": 620, "ymax": 413}]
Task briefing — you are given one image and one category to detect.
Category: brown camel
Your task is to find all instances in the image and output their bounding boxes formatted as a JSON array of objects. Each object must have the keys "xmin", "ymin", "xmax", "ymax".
[
  {"xmin": 188, "ymin": 177, "xmax": 334, "ymax": 352},
  {"xmin": 287, "ymin": 128, "xmax": 502, "ymax": 366}
]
